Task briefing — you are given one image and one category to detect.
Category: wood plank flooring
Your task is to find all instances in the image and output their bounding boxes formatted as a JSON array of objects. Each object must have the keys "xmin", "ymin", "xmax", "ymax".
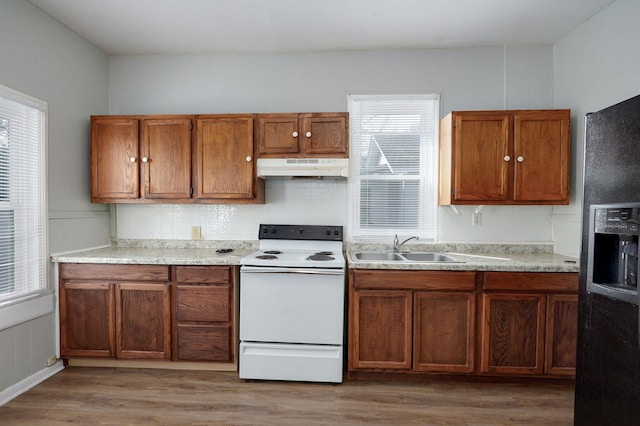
[{"xmin": 0, "ymin": 367, "xmax": 574, "ymax": 425}]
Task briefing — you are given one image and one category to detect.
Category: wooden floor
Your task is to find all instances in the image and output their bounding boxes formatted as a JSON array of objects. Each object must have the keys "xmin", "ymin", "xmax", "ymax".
[{"xmin": 0, "ymin": 367, "xmax": 574, "ymax": 425}]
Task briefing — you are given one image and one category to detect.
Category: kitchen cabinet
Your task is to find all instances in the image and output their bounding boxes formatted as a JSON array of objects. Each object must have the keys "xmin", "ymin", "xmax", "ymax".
[
  {"xmin": 255, "ymin": 113, "xmax": 349, "ymax": 157},
  {"xmin": 439, "ymin": 110, "xmax": 570, "ymax": 205},
  {"xmin": 480, "ymin": 272, "xmax": 578, "ymax": 377},
  {"xmin": 349, "ymin": 270, "xmax": 477, "ymax": 373},
  {"xmin": 91, "ymin": 115, "xmax": 192, "ymax": 203},
  {"xmin": 195, "ymin": 115, "xmax": 264, "ymax": 203},
  {"xmin": 59, "ymin": 263, "xmax": 172, "ymax": 360},
  {"xmin": 175, "ymin": 266, "xmax": 236, "ymax": 362}
]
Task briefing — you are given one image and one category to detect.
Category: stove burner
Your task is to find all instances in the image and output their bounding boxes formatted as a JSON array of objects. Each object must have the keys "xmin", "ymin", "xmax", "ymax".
[
  {"xmin": 306, "ymin": 254, "xmax": 335, "ymax": 261},
  {"xmin": 264, "ymin": 250, "xmax": 282, "ymax": 255},
  {"xmin": 256, "ymin": 255, "xmax": 278, "ymax": 260},
  {"xmin": 315, "ymin": 251, "xmax": 333, "ymax": 256}
]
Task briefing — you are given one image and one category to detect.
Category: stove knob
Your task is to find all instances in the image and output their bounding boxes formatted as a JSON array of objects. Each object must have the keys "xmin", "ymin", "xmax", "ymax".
[
  {"xmin": 334, "ymin": 229, "xmax": 340, "ymax": 236},
  {"xmin": 271, "ymin": 228, "xmax": 276, "ymax": 234},
  {"xmin": 298, "ymin": 229, "xmax": 304, "ymax": 235}
]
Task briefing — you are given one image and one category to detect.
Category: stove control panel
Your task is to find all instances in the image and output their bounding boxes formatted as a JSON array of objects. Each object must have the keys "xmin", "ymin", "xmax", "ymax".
[{"xmin": 259, "ymin": 224, "xmax": 343, "ymax": 241}]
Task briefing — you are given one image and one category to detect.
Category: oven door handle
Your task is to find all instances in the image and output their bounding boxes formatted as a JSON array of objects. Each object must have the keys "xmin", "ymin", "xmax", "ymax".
[{"xmin": 241, "ymin": 266, "xmax": 344, "ymax": 275}]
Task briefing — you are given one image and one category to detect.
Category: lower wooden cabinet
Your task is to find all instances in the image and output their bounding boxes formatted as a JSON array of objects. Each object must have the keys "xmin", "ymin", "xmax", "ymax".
[
  {"xmin": 480, "ymin": 293, "xmax": 546, "ymax": 375},
  {"xmin": 480, "ymin": 272, "xmax": 579, "ymax": 377},
  {"xmin": 59, "ymin": 263, "xmax": 236, "ymax": 365},
  {"xmin": 175, "ymin": 265, "xmax": 235, "ymax": 362},
  {"xmin": 414, "ymin": 291, "xmax": 476, "ymax": 373},
  {"xmin": 59, "ymin": 282, "xmax": 115, "ymax": 358},
  {"xmin": 59, "ymin": 264, "xmax": 172, "ymax": 360},
  {"xmin": 545, "ymin": 293, "xmax": 579, "ymax": 376},
  {"xmin": 351, "ymin": 290, "xmax": 413, "ymax": 370},
  {"xmin": 349, "ymin": 269, "xmax": 578, "ymax": 379},
  {"xmin": 116, "ymin": 282, "xmax": 171, "ymax": 360},
  {"xmin": 349, "ymin": 270, "xmax": 477, "ymax": 373}
]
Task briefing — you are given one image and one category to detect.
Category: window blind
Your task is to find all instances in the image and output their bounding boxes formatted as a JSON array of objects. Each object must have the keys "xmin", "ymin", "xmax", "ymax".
[
  {"xmin": 348, "ymin": 94, "xmax": 439, "ymax": 241},
  {"xmin": 0, "ymin": 85, "xmax": 47, "ymax": 305}
]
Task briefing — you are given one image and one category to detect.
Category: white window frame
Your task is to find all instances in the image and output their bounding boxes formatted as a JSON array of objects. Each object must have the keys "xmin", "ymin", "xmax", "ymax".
[
  {"xmin": 347, "ymin": 94, "xmax": 439, "ymax": 242},
  {"xmin": 0, "ymin": 84, "xmax": 48, "ymax": 310}
]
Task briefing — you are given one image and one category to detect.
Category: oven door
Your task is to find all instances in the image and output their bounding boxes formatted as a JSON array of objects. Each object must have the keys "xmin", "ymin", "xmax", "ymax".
[{"xmin": 239, "ymin": 266, "xmax": 345, "ymax": 345}]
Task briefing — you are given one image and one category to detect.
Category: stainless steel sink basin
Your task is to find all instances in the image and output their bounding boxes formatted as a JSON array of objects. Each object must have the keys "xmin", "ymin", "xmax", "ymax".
[
  {"xmin": 352, "ymin": 252, "xmax": 463, "ymax": 263},
  {"xmin": 353, "ymin": 252, "xmax": 404, "ymax": 261},
  {"xmin": 401, "ymin": 253, "xmax": 460, "ymax": 262}
]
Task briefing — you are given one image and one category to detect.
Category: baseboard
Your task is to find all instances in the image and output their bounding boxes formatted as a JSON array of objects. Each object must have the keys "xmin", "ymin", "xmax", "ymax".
[{"xmin": 0, "ymin": 360, "xmax": 64, "ymax": 406}]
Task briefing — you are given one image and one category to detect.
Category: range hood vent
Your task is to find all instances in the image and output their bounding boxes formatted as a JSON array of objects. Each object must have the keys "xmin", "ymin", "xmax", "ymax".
[{"xmin": 257, "ymin": 158, "xmax": 349, "ymax": 178}]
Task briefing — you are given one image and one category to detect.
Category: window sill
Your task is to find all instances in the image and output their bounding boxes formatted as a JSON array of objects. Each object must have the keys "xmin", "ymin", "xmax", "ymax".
[{"xmin": 0, "ymin": 292, "xmax": 54, "ymax": 331}]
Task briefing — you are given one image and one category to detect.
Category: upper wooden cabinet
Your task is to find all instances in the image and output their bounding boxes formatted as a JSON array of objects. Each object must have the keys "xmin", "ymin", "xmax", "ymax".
[
  {"xmin": 195, "ymin": 115, "xmax": 264, "ymax": 203},
  {"xmin": 439, "ymin": 110, "xmax": 570, "ymax": 205},
  {"xmin": 255, "ymin": 113, "xmax": 349, "ymax": 157},
  {"xmin": 91, "ymin": 115, "xmax": 192, "ymax": 203},
  {"xmin": 90, "ymin": 114, "xmax": 264, "ymax": 204}
]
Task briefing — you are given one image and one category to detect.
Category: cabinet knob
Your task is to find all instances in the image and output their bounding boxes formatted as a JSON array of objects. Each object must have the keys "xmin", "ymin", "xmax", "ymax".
[
  {"xmin": 517, "ymin": 156, "xmax": 524, "ymax": 163},
  {"xmin": 246, "ymin": 156, "xmax": 252, "ymax": 162},
  {"xmin": 292, "ymin": 131, "xmax": 299, "ymax": 138},
  {"xmin": 503, "ymin": 155, "xmax": 511, "ymax": 162},
  {"xmin": 142, "ymin": 157, "xmax": 148, "ymax": 163},
  {"xmin": 305, "ymin": 131, "xmax": 312, "ymax": 138},
  {"xmin": 129, "ymin": 157, "xmax": 136, "ymax": 163}
]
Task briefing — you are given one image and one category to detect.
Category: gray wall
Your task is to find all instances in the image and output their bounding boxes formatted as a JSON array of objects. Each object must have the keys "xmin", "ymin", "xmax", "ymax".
[
  {"xmin": 110, "ymin": 46, "xmax": 558, "ymax": 244},
  {"xmin": 0, "ymin": 0, "xmax": 109, "ymax": 395},
  {"xmin": 552, "ymin": 0, "xmax": 640, "ymax": 257}
]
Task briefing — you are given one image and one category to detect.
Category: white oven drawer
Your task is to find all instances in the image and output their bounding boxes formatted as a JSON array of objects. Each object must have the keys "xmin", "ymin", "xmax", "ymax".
[
  {"xmin": 239, "ymin": 342, "xmax": 343, "ymax": 383},
  {"xmin": 239, "ymin": 269, "xmax": 345, "ymax": 345}
]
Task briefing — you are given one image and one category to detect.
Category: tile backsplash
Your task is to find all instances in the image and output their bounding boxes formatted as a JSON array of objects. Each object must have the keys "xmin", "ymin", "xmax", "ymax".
[{"xmin": 115, "ymin": 178, "xmax": 348, "ymax": 240}]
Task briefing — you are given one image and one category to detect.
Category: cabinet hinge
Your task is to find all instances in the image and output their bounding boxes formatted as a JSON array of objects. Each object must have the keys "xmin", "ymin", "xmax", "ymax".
[
  {"xmin": 189, "ymin": 123, "xmax": 193, "ymax": 130},
  {"xmin": 190, "ymin": 187, "xmax": 194, "ymax": 195}
]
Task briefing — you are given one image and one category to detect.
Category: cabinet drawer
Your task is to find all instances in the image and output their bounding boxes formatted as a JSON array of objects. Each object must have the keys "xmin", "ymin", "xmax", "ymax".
[
  {"xmin": 175, "ymin": 265, "xmax": 231, "ymax": 284},
  {"xmin": 178, "ymin": 324, "xmax": 232, "ymax": 361},
  {"xmin": 59, "ymin": 263, "xmax": 170, "ymax": 281},
  {"xmin": 352, "ymin": 270, "xmax": 477, "ymax": 291},
  {"xmin": 177, "ymin": 284, "xmax": 231, "ymax": 322},
  {"xmin": 484, "ymin": 272, "xmax": 578, "ymax": 292}
]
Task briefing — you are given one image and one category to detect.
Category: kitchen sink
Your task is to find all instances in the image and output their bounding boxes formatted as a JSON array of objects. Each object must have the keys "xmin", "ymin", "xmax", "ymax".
[
  {"xmin": 353, "ymin": 252, "xmax": 405, "ymax": 261},
  {"xmin": 401, "ymin": 253, "xmax": 460, "ymax": 262},
  {"xmin": 352, "ymin": 252, "xmax": 463, "ymax": 263}
]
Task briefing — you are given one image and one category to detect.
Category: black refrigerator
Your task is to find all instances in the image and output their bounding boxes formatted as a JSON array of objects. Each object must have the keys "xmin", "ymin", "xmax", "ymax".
[{"xmin": 575, "ymin": 94, "xmax": 640, "ymax": 425}]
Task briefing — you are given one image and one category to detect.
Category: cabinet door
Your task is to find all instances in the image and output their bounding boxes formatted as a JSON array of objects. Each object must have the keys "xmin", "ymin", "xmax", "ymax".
[
  {"xmin": 513, "ymin": 110, "xmax": 570, "ymax": 202},
  {"xmin": 545, "ymin": 294, "xmax": 578, "ymax": 376},
  {"xmin": 350, "ymin": 290, "xmax": 412, "ymax": 370},
  {"xmin": 196, "ymin": 116, "xmax": 255, "ymax": 199},
  {"xmin": 59, "ymin": 282, "xmax": 115, "ymax": 358},
  {"xmin": 452, "ymin": 112, "xmax": 512, "ymax": 202},
  {"xmin": 255, "ymin": 114, "xmax": 301, "ymax": 156},
  {"xmin": 481, "ymin": 293, "xmax": 545, "ymax": 375},
  {"xmin": 91, "ymin": 117, "xmax": 139, "ymax": 201},
  {"xmin": 140, "ymin": 117, "xmax": 192, "ymax": 199},
  {"xmin": 414, "ymin": 291, "xmax": 475, "ymax": 373},
  {"xmin": 301, "ymin": 113, "xmax": 348, "ymax": 156},
  {"xmin": 115, "ymin": 282, "xmax": 171, "ymax": 359}
]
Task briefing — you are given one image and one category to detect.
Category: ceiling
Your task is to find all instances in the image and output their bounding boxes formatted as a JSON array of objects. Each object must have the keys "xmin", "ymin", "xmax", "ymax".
[{"xmin": 28, "ymin": 0, "xmax": 615, "ymax": 55}]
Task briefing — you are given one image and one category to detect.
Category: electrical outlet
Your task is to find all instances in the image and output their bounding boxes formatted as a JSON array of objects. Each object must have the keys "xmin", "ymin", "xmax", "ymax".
[
  {"xmin": 46, "ymin": 356, "xmax": 57, "ymax": 367},
  {"xmin": 191, "ymin": 226, "xmax": 201, "ymax": 240},
  {"xmin": 472, "ymin": 212, "xmax": 482, "ymax": 226}
]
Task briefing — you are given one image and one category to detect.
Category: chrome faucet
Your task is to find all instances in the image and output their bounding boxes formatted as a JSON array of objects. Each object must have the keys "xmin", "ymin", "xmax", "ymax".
[{"xmin": 393, "ymin": 234, "xmax": 419, "ymax": 252}]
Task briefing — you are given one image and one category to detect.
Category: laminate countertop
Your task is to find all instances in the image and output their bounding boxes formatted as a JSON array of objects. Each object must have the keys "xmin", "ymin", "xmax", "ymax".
[
  {"xmin": 51, "ymin": 240, "xmax": 257, "ymax": 266},
  {"xmin": 51, "ymin": 240, "xmax": 580, "ymax": 273},
  {"xmin": 346, "ymin": 242, "xmax": 579, "ymax": 273}
]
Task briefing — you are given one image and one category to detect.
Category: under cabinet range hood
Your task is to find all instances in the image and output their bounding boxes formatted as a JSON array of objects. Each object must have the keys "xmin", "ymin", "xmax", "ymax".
[{"xmin": 257, "ymin": 158, "xmax": 349, "ymax": 178}]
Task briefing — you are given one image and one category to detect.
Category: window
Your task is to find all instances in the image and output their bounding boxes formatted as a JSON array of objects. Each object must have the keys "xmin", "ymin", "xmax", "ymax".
[
  {"xmin": 0, "ymin": 85, "xmax": 47, "ymax": 306},
  {"xmin": 348, "ymin": 94, "xmax": 439, "ymax": 241}
]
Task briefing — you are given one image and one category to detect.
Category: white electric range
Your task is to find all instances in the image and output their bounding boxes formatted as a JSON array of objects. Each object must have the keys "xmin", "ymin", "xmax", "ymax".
[{"xmin": 239, "ymin": 224, "xmax": 346, "ymax": 383}]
